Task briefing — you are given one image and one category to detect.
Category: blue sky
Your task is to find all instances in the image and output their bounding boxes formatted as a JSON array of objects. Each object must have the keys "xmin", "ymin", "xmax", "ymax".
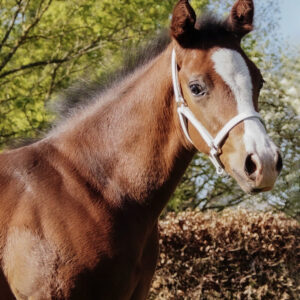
[{"xmin": 279, "ymin": 0, "xmax": 300, "ymax": 45}]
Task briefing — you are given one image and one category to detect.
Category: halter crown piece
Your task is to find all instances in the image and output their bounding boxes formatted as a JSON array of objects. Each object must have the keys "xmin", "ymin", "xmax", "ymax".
[{"xmin": 171, "ymin": 49, "xmax": 262, "ymax": 175}]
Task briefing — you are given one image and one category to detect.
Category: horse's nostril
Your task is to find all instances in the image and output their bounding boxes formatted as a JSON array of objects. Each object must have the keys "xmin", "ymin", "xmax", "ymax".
[
  {"xmin": 245, "ymin": 154, "xmax": 257, "ymax": 177},
  {"xmin": 276, "ymin": 152, "xmax": 283, "ymax": 173}
]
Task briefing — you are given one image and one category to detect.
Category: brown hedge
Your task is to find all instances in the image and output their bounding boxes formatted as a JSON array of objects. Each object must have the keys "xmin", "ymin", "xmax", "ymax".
[{"xmin": 149, "ymin": 210, "xmax": 300, "ymax": 300}]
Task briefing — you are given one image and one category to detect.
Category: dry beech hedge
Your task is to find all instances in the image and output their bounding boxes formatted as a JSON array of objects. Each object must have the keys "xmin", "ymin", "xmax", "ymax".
[{"xmin": 149, "ymin": 210, "xmax": 300, "ymax": 300}]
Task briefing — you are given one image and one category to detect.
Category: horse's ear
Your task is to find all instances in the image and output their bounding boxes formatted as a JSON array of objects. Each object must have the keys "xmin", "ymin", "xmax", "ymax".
[
  {"xmin": 227, "ymin": 0, "xmax": 254, "ymax": 40},
  {"xmin": 170, "ymin": 0, "xmax": 196, "ymax": 46}
]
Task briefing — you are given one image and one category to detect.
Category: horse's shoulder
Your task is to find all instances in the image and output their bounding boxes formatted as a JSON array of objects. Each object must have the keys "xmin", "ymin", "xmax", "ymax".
[{"xmin": 0, "ymin": 142, "xmax": 62, "ymax": 202}]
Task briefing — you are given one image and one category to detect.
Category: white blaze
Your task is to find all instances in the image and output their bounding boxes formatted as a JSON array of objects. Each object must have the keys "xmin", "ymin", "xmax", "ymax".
[{"xmin": 211, "ymin": 48, "xmax": 276, "ymax": 156}]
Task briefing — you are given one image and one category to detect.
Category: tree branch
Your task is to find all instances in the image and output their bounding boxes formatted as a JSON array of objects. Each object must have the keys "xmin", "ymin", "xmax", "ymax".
[
  {"xmin": 0, "ymin": 0, "xmax": 24, "ymax": 52},
  {"xmin": 0, "ymin": 36, "xmax": 102, "ymax": 79},
  {"xmin": 0, "ymin": 58, "xmax": 69, "ymax": 78},
  {"xmin": 0, "ymin": 96, "xmax": 18, "ymax": 104},
  {"xmin": 0, "ymin": 0, "xmax": 53, "ymax": 72}
]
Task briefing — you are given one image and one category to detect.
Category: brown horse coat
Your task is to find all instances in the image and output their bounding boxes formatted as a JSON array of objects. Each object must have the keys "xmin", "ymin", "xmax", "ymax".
[
  {"xmin": 0, "ymin": 42, "xmax": 194, "ymax": 300},
  {"xmin": 0, "ymin": 1, "xmax": 281, "ymax": 299}
]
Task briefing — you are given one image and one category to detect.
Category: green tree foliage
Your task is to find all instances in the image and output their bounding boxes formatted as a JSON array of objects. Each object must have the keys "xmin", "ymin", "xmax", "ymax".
[
  {"xmin": 268, "ymin": 51, "xmax": 300, "ymax": 219},
  {"xmin": 0, "ymin": 0, "xmax": 208, "ymax": 147}
]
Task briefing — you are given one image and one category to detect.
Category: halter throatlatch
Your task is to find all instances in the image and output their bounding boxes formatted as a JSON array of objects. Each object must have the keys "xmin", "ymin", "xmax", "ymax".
[{"xmin": 171, "ymin": 49, "xmax": 262, "ymax": 175}]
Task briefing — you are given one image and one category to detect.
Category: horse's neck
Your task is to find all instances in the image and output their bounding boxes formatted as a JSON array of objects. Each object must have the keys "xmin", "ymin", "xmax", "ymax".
[{"xmin": 51, "ymin": 45, "xmax": 194, "ymax": 218}]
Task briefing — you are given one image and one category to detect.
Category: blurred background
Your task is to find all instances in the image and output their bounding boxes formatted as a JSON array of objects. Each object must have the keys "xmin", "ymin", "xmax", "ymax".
[
  {"xmin": 0, "ymin": 0, "xmax": 299, "ymax": 219},
  {"xmin": 279, "ymin": 0, "xmax": 300, "ymax": 44}
]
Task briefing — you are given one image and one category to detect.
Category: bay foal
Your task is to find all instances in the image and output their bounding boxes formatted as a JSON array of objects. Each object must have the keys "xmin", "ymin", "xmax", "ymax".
[{"xmin": 0, "ymin": 0, "xmax": 282, "ymax": 299}]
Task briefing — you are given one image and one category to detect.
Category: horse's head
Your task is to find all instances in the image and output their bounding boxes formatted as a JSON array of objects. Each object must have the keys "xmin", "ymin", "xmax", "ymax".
[{"xmin": 170, "ymin": 0, "xmax": 282, "ymax": 194}]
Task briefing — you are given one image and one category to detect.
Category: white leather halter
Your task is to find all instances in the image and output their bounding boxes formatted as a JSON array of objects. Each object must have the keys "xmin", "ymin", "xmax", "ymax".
[{"xmin": 171, "ymin": 49, "xmax": 262, "ymax": 175}]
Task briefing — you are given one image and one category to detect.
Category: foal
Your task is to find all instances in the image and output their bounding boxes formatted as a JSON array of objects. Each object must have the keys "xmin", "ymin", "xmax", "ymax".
[{"xmin": 0, "ymin": 0, "xmax": 282, "ymax": 299}]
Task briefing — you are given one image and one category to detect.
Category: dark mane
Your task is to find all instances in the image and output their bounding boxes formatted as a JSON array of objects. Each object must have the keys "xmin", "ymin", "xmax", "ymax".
[
  {"xmin": 196, "ymin": 14, "xmax": 231, "ymax": 36},
  {"xmin": 9, "ymin": 14, "xmax": 231, "ymax": 149},
  {"xmin": 194, "ymin": 14, "xmax": 236, "ymax": 49},
  {"xmin": 8, "ymin": 31, "xmax": 171, "ymax": 149},
  {"xmin": 54, "ymin": 15, "xmax": 232, "ymax": 119},
  {"xmin": 53, "ymin": 30, "xmax": 171, "ymax": 120}
]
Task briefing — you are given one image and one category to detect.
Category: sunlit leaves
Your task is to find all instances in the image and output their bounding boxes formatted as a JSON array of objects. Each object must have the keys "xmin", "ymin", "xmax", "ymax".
[{"xmin": 0, "ymin": 0, "xmax": 180, "ymax": 147}]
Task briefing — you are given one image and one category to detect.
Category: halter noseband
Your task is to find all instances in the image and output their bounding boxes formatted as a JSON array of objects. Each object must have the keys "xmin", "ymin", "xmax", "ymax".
[{"xmin": 171, "ymin": 49, "xmax": 262, "ymax": 175}]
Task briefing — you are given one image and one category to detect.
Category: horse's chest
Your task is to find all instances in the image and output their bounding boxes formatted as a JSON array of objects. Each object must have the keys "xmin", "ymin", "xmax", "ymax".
[
  {"xmin": 66, "ymin": 225, "xmax": 159, "ymax": 299},
  {"xmin": 3, "ymin": 225, "xmax": 157, "ymax": 300}
]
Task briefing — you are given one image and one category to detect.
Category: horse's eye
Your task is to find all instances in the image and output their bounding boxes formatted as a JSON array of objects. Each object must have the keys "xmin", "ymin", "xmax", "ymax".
[{"xmin": 189, "ymin": 83, "xmax": 206, "ymax": 97}]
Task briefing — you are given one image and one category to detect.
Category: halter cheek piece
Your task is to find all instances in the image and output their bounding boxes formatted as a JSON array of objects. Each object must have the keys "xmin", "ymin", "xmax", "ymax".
[{"xmin": 171, "ymin": 49, "xmax": 262, "ymax": 175}]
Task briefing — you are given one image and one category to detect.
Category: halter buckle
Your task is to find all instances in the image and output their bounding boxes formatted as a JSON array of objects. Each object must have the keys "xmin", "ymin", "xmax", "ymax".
[
  {"xmin": 176, "ymin": 97, "xmax": 185, "ymax": 108},
  {"xmin": 209, "ymin": 146, "xmax": 224, "ymax": 176}
]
